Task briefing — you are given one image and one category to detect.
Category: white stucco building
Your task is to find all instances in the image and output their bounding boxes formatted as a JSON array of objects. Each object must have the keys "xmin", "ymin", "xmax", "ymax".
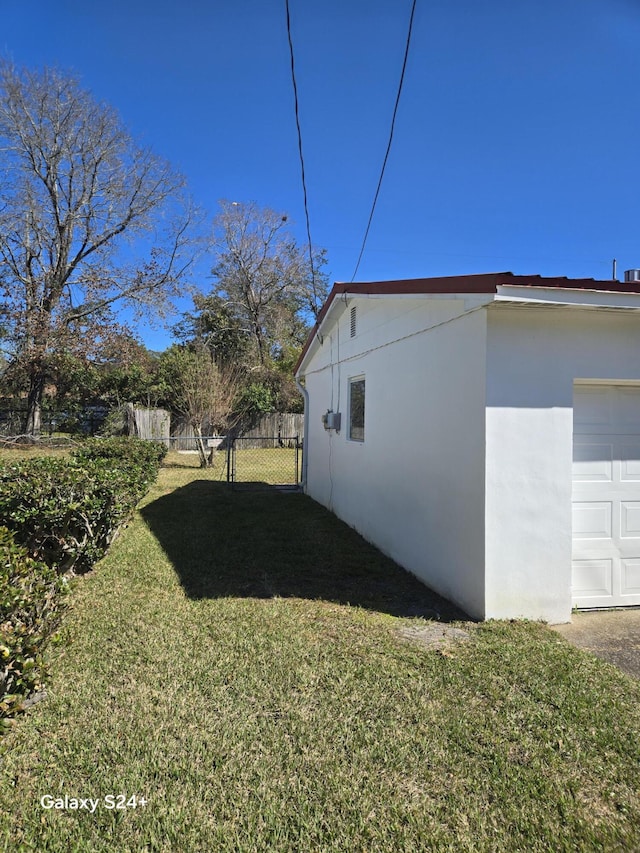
[{"xmin": 294, "ymin": 272, "xmax": 640, "ymax": 623}]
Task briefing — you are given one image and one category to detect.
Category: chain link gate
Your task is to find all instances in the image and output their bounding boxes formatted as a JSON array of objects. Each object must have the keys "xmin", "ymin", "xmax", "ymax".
[{"xmin": 226, "ymin": 435, "xmax": 302, "ymax": 490}]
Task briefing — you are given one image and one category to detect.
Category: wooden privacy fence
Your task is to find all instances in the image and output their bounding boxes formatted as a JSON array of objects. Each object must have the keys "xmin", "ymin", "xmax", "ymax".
[
  {"xmin": 126, "ymin": 405, "xmax": 171, "ymax": 441},
  {"xmin": 236, "ymin": 412, "xmax": 304, "ymax": 448},
  {"xmin": 170, "ymin": 412, "xmax": 304, "ymax": 450}
]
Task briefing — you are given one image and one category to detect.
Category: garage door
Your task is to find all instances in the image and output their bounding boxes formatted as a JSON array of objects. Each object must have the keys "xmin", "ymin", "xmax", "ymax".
[{"xmin": 572, "ymin": 384, "xmax": 640, "ymax": 608}]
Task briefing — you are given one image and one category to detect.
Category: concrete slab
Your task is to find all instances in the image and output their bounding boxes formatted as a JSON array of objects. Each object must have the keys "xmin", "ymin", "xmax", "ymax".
[{"xmin": 551, "ymin": 609, "xmax": 640, "ymax": 679}]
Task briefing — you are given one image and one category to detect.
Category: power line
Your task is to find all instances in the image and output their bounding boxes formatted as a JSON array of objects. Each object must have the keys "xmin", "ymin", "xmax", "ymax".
[
  {"xmin": 285, "ymin": 0, "xmax": 321, "ymax": 318},
  {"xmin": 351, "ymin": 0, "xmax": 418, "ymax": 282}
]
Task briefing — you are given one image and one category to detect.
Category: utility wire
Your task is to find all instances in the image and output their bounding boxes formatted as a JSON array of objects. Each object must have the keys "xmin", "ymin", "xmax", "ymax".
[
  {"xmin": 351, "ymin": 0, "xmax": 418, "ymax": 282},
  {"xmin": 285, "ymin": 0, "xmax": 320, "ymax": 318}
]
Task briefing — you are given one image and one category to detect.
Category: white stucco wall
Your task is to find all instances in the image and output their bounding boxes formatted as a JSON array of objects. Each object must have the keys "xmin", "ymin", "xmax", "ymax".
[
  {"xmin": 485, "ymin": 306, "xmax": 640, "ymax": 623},
  {"xmin": 301, "ymin": 295, "xmax": 489, "ymax": 619}
]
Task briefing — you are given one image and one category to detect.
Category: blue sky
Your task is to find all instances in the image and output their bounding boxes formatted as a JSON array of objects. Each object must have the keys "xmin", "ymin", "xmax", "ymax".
[{"xmin": 3, "ymin": 0, "xmax": 640, "ymax": 350}]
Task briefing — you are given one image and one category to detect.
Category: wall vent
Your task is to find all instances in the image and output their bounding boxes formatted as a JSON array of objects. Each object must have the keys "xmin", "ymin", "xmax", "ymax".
[
  {"xmin": 624, "ymin": 269, "xmax": 640, "ymax": 283},
  {"xmin": 350, "ymin": 305, "xmax": 356, "ymax": 337}
]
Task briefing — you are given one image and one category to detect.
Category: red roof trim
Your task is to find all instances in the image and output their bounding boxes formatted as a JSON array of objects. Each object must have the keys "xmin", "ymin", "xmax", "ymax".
[{"xmin": 294, "ymin": 271, "xmax": 633, "ymax": 374}]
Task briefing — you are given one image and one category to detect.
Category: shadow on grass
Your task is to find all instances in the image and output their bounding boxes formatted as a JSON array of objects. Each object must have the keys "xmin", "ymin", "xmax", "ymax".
[
  {"xmin": 140, "ymin": 480, "xmax": 468, "ymax": 621},
  {"xmin": 161, "ymin": 460, "xmax": 225, "ymax": 472}
]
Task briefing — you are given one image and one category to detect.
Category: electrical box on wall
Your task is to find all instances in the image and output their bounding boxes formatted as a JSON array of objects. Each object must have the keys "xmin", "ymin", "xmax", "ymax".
[
  {"xmin": 327, "ymin": 412, "xmax": 341, "ymax": 431},
  {"xmin": 322, "ymin": 411, "xmax": 341, "ymax": 431}
]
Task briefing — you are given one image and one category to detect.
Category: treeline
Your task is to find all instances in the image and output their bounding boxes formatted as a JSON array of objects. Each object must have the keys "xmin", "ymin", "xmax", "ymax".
[
  {"xmin": 0, "ymin": 64, "xmax": 327, "ymax": 453},
  {"xmin": 0, "ymin": 199, "xmax": 325, "ymax": 467}
]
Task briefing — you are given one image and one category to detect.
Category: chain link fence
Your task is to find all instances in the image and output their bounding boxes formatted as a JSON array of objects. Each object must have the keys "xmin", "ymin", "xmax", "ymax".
[{"xmin": 228, "ymin": 436, "xmax": 302, "ymax": 489}]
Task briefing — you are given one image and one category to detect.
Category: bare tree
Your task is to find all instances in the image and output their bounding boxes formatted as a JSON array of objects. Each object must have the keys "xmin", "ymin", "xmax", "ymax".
[
  {"xmin": 159, "ymin": 345, "xmax": 240, "ymax": 468},
  {"xmin": 210, "ymin": 200, "xmax": 327, "ymax": 366},
  {"xmin": 0, "ymin": 62, "xmax": 197, "ymax": 436}
]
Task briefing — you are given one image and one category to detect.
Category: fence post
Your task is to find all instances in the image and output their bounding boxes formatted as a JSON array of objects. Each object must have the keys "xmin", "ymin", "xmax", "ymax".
[{"xmin": 226, "ymin": 438, "xmax": 233, "ymax": 484}]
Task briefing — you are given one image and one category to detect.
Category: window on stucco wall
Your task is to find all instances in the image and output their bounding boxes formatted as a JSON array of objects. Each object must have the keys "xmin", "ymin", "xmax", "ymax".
[{"xmin": 349, "ymin": 377, "xmax": 365, "ymax": 441}]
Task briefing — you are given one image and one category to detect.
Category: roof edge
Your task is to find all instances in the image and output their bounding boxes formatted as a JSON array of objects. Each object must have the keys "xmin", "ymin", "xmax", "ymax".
[{"xmin": 294, "ymin": 271, "xmax": 625, "ymax": 374}]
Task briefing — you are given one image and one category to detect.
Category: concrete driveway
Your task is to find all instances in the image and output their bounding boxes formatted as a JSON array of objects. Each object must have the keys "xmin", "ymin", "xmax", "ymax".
[{"xmin": 552, "ymin": 609, "xmax": 640, "ymax": 679}]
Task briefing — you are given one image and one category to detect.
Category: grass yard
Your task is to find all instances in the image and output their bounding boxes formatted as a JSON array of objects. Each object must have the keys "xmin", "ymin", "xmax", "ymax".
[
  {"xmin": 1, "ymin": 452, "xmax": 639, "ymax": 851},
  {"xmin": 0, "ymin": 444, "xmax": 72, "ymax": 461}
]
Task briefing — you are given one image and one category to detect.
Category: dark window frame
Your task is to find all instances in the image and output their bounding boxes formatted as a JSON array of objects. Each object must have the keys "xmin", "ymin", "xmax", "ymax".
[{"xmin": 348, "ymin": 376, "xmax": 365, "ymax": 442}]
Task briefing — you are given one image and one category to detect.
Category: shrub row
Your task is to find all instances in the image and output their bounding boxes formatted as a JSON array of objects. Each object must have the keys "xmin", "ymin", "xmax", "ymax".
[
  {"xmin": 0, "ymin": 438, "xmax": 166, "ymax": 575},
  {"xmin": 0, "ymin": 438, "xmax": 165, "ymax": 730},
  {"xmin": 71, "ymin": 436, "xmax": 167, "ymax": 474},
  {"xmin": 0, "ymin": 526, "xmax": 66, "ymax": 732}
]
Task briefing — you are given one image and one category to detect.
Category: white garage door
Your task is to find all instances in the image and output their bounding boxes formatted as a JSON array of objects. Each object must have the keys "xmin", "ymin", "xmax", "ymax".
[{"xmin": 572, "ymin": 384, "xmax": 640, "ymax": 608}]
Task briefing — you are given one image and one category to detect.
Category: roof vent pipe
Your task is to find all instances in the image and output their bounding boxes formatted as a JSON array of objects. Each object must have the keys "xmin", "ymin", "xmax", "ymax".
[{"xmin": 624, "ymin": 269, "xmax": 640, "ymax": 283}]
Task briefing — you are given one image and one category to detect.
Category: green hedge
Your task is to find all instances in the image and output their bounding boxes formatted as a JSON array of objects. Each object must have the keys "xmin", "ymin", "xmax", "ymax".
[
  {"xmin": 71, "ymin": 436, "xmax": 167, "ymax": 472},
  {"xmin": 0, "ymin": 438, "xmax": 164, "ymax": 731},
  {"xmin": 0, "ymin": 438, "xmax": 165, "ymax": 575},
  {"xmin": 0, "ymin": 526, "xmax": 66, "ymax": 732}
]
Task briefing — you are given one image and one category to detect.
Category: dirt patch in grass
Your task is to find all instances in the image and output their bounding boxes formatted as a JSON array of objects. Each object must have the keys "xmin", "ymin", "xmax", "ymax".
[{"xmin": 397, "ymin": 622, "xmax": 472, "ymax": 651}]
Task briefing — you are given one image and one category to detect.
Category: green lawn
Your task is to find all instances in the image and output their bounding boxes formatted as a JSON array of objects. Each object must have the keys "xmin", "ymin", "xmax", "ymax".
[{"xmin": 1, "ymin": 455, "xmax": 639, "ymax": 851}]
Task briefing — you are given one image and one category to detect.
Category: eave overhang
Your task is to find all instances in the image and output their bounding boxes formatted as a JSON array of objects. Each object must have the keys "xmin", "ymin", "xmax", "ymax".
[{"xmin": 295, "ymin": 274, "xmax": 640, "ymax": 377}]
